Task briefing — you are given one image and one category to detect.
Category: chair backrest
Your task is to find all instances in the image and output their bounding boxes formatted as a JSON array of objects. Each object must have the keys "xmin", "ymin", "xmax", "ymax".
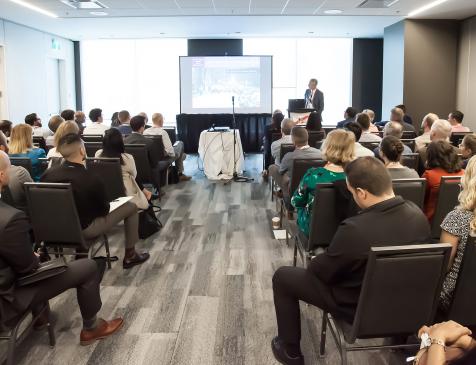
[
  {"xmin": 82, "ymin": 134, "xmax": 104, "ymax": 143},
  {"xmin": 32, "ymin": 136, "xmax": 47, "ymax": 151},
  {"xmin": 85, "ymin": 157, "xmax": 125, "ymax": 201},
  {"xmin": 124, "ymin": 144, "xmax": 153, "ymax": 184},
  {"xmin": 144, "ymin": 135, "xmax": 167, "ymax": 161},
  {"xmin": 280, "ymin": 143, "xmax": 295, "ymax": 161},
  {"xmin": 402, "ymin": 131, "xmax": 417, "ymax": 139},
  {"xmin": 392, "ymin": 178, "xmax": 426, "ymax": 209},
  {"xmin": 271, "ymin": 132, "xmax": 282, "ymax": 143},
  {"xmin": 9, "ymin": 157, "xmax": 32, "ymax": 176},
  {"xmin": 401, "ymin": 139, "xmax": 416, "ymax": 152},
  {"xmin": 447, "ymin": 235, "xmax": 476, "ymax": 327},
  {"xmin": 361, "ymin": 141, "xmax": 380, "ymax": 151},
  {"xmin": 401, "ymin": 153, "xmax": 419, "ymax": 171},
  {"xmin": 289, "ymin": 159, "xmax": 327, "ymax": 195},
  {"xmin": 431, "ymin": 176, "xmax": 462, "ymax": 239},
  {"xmin": 323, "ymin": 126, "xmax": 335, "ymax": 136},
  {"xmin": 450, "ymin": 132, "xmax": 472, "ymax": 147},
  {"xmin": 84, "ymin": 142, "xmax": 103, "ymax": 157},
  {"xmin": 308, "ymin": 131, "xmax": 325, "ymax": 148},
  {"xmin": 307, "ymin": 183, "xmax": 340, "ymax": 250},
  {"xmin": 164, "ymin": 127, "xmax": 177, "ymax": 145},
  {"xmin": 350, "ymin": 243, "xmax": 451, "ymax": 341},
  {"xmin": 24, "ymin": 182, "xmax": 86, "ymax": 247}
]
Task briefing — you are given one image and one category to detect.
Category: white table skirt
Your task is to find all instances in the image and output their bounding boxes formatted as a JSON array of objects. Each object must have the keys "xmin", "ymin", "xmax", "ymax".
[{"xmin": 198, "ymin": 130, "xmax": 244, "ymax": 180}]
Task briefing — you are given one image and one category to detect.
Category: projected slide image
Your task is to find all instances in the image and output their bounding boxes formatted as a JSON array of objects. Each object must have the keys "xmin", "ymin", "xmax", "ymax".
[{"xmin": 191, "ymin": 57, "xmax": 261, "ymax": 109}]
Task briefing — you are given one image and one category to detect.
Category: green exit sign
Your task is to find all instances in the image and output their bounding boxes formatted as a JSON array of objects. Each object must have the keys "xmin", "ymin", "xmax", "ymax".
[{"xmin": 51, "ymin": 38, "xmax": 61, "ymax": 50}]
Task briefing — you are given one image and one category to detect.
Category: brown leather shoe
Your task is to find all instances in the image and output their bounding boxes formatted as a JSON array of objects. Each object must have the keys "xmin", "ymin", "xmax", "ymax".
[
  {"xmin": 80, "ymin": 318, "xmax": 123, "ymax": 346},
  {"xmin": 179, "ymin": 174, "xmax": 192, "ymax": 181}
]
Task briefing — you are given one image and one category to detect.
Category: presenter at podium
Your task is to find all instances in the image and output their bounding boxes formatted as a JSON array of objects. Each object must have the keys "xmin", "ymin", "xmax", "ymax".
[{"xmin": 304, "ymin": 78, "xmax": 324, "ymax": 116}]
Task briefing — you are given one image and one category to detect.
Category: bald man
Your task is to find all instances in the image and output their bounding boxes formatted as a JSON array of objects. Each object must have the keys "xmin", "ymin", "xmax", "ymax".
[
  {"xmin": 0, "ymin": 150, "xmax": 123, "ymax": 344},
  {"xmin": 74, "ymin": 111, "xmax": 86, "ymax": 134},
  {"xmin": 144, "ymin": 113, "xmax": 191, "ymax": 181}
]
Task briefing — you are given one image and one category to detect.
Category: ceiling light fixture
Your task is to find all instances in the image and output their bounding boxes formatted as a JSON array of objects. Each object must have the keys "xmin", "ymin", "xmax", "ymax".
[
  {"xmin": 324, "ymin": 9, "xmax": 343, "ymax": 14},
  {"xmin": 90, "ymin": 11, "xmax": 107, "ymax": 16},
  {"xmin": 386, "ymin": 0, "xmax": 400, "ymax": 7},
  {"xmin": 9, "ymin": 0, "xmax": 58, "ymax": 18},
  {"xmin": 408, "ymin": 0, "xmax": 449, "ymax": 17},
  {"xmin": 281, "ymin": 0, "xmax": 291, "ymax": 14}
]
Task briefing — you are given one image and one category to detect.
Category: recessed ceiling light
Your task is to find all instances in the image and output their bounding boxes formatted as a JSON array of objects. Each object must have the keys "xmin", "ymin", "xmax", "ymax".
[
  {"xmin": 308, "ymin": 31, "xmax": 314, "ymax": 34},
  {"xmin": 408, "ymin": 0, "xmax": 449, "ymax": 17},
  {"xmin": 90, "ymin": 11, "xmax": 108, "ymax": 16},
  {"xmin": 9, "ymin": 0, "xmax": 58, "ymax": 18},
  {"xmin": 324, "ymin": 9, "xmax": 343, "ymax": 14}
]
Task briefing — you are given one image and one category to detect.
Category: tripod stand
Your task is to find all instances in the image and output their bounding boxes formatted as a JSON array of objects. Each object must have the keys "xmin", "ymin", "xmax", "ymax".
[{"xmin": 230, "ymin": 96, "xmax": 253, "ymax": 183}]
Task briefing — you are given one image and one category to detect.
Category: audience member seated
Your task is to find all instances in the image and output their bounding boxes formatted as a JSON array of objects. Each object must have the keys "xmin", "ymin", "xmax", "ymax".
[
  {"xmin": 41, "ymin": 133, "xmax": 150, "ymax": 269},
  {"xmin": 418, "ymin": 119, "xmax": 456, "ymax": 173},
  {"xmin": 379, "ymin": 136, "xmax": 419, "ymax": 179},
  {"xmin": 345, "ymin": 122, "xmax": 374, "ymax": 157},
  {"xmin": 416, "ymin": 113, "xmax": 439, "ymax": 151},
  {"xmin": 356, "ymin": 112, "xmax": 381, "ymax": 142},
  {"xmin": 46, "ymin": 115, "xmax": 65, "ymax": 147},
  {"xmin": 396, "ymin": 104, "xmax": 414, "ymax": 126},
  {"xmin": 110, "ymin": 111, "xmax": 120, "ymax": 128},
  {"xmin": 60, "ymin": 109, "xmax": 75, "ymax": 121},
  {"xmin": 415, "ymin": 321, "xmax": 476, "ymax": 365},
  {"xmin": 0, "ymin": 119, "xmax": 12, "ymax": 138},
  {"xmin": 8, "ymin": 124, "xmax": 46, "ymax": 181},
  {"xmin": 449, "ymin": 110, "xmax": 470, "ymax": 133},
  {"xmin": 25, "ymin": 113, "xmax": 49, "ymax": 138},
  {"xmin": 117, "ymin": 110, "xmax": 132, "ymax": 135},
  {"xmin": 392, "ymin": 107, "xmax": 416, "ymax": 132},
  {"xmin": 291, "ymin": 129, "xmax": 354, "ymax": 236},
  {"xmin": 362, "ymin": 109, "xmax": 379, "ymax": 133},
  {"xmin": 138, "ymin": 112, "xmax": 149, "ymax": 125},
  {"xmin": 74, "ymin": 110, "xmax": 86, "ymax": 134},
  {"xmin": 0, "ymin": 150, "xmax": 124, "ymax": 344},
  {"xmin": 268, "ymin": 127, "xmax": 322, "ymax": 201},
  {"xmin": 271, "ymin": 157, "xmax": 431, "ymax": 364},
  {"xmin": 262, "ymin": 111, "xmax": 285, "ymax": 176},
  {"xmin": 270, "ymin": 118, "xmax": 294, "ymax": 165},
  {"xmin": 144, "ymin": 112, "xmax": 191, "ymax": 181},
  {"xmin": 47, "ymin": 120, "xmax": 80, "ymax": 160},
  {"xmin": 83, "ymin": 108, "xmax": 109, "ymax": 136},
  {"xmin": 305, "ymin": 111, "xmax": 323, "ymax": 132},
  {"xmin": 422, "ymin": 141, "xmax": 464, "ymax": 221},
  {"xmin": 374, "ymin": 121, "xmax": 413, "ymax": 156},
  {"xmin": 336, "ymin": 107, "xmax": 358, "ymax": 129},
  {"xmin": 460, "ymin": 134, "xmax": 476, "ymax": 168},
  {"xmin": 0, "ymin": 132, "xmax": 32, "ymax": 211},
  {"xmin": 96, "ymin": 128, "xmax": 151, "ymax": 210}
]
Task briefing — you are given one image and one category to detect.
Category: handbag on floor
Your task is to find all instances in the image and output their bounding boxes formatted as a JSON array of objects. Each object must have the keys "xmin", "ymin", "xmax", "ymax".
[
  {"xmin": 17, "ymin": 257, "xmax": 68, "ymax": 287},
  {"xmin": 138, "ymin": 204, "xmax": 162, "ymax": 239}
]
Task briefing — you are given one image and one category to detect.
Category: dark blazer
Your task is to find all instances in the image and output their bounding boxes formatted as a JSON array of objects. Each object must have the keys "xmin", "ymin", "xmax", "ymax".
[
  {"xmin": 336, "ymin": 117, "xmax": 354, "ymax": 129},
  {"xmin": 304, "ymin": 88, "xmax": 324, "ymax": 116},
  {"xmin": 0, "ymin": 201, "xmax": 40, "ymax": 325},
  {"xmin": 308, "ymin": 196, "xmax": 431, "ymax": 321},
  {"xmin": 124, "ymin": 132, "xmax": 159, "ymax": 168}
]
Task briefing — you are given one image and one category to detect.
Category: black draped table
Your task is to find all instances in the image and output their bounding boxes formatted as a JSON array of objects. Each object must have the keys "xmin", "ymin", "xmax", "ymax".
[{"xmin": 176, "ymin": 113, "xmax": 272, "ymax": 153}]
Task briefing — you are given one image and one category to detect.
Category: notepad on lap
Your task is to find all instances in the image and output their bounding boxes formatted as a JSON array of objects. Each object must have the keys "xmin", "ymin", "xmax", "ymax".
[{"xmin": 109, "ymin": 196, "xmax": 133, "ymax": 213}]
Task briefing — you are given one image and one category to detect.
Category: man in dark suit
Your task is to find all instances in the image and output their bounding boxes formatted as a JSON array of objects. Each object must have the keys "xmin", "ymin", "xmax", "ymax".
[
  {"xmin": 271, "ymin": 157, "xmax": 431, "ymax": 365},
  {"xmin": 304, "ymin": 79, "xmax": 324, "ymax": 117},
  {"xmin": 0, "ymin": 150, "xmax": 123, "ymax": 344},
  {"xmin": 336, "ymin": 107, "xmax": 358, "ymax": 129}
]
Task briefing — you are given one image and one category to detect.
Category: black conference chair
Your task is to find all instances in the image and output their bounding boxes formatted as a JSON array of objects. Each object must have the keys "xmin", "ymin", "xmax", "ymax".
[
  {"xmin": 293, "ymin": 183, "xmax": 342, "ymax": 266},
  {"xmin": 360, "ymin": 141, "xmax": 380, "ymax": 152},
  {"xmin": 85, "ymin": 158, "xmax": 125, "ymax": 202},
  {"xmin": 308, "ymin": 131, "xmax": 325, "ymax": 148},
  {"xmin": 124, "ymin": 144, "xmax": 157, "ymax": 191},
  {"xmin": 392, "ymin": 178, "xmax": 426, "ymax": 209},
  {"xmin": 450, "ymin": 132, "xmax": 472, "ymax": 147},
  {"xmin": 319, "ymin": 243, "xmax": 451, "ymax": 365},
  {"xmin": 323, "ymin": 126, "xmax": 335, "ymax": 135},
  {"xmin": 164, "ymin": 127, "xmax": 177, "ymax": 145},
  {"xmin": 431, "ymin": 176, "xmax": 462, "ymax": 240},
  {"xmin": 400, "ymin": 153, "xmax": 419, "ymax": 171},
  {"xmin": 271, "ymin": 132, "xmax": 282, "ymax": 143},
  {"xmin": 33, "ymin": 136, "xmax": 48, "ymax": 152},
  {"xmin": 24, "ymin": 182, "xmax": 112, "ymax": 268},
  {"xmin": 401, "ymin": 139, "xmax": 416, "ymax": 152},
  {"xmin": 445, "ymin": 234, "xmax": 476, "ymax": 327},
  {"xmin": 402, "ymin": 131, "xmax": 417, "ymax": 139},
  {"xmin": 144, "ymin": 135, "xmax": 172, "ymax": 186},
  {"xmin": 82, "ymin": 134, "xmax": 104, "ymax": 143},
  {"xmin": 279, "ymin": 143, "xmax": 295, "ymax": 162},
  {"xmin": 9, "ymin": 157, "xmax": 32, "ymax": 177},
  {"xmin": 0, "ymin": 303, "xmax": 55, "ymax": 365},
  {"xmin": 84, "ymin": 142, "xmax": 103, "ymax": 157}
]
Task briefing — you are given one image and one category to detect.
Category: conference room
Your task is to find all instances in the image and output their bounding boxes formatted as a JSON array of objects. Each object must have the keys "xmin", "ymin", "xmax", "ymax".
[{"xmin": 0, "ymin": 0, "xmax": 476, "ymax": 364}]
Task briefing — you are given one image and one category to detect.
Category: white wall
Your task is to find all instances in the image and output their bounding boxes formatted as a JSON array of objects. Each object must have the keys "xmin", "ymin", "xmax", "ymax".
[
  {"xmin": 456, "ymin": 16, "xmax": 476, "ymax": 130},
  {"xmin": 0, "ymin": 19, "xmax": 75, "ymax": 124}
]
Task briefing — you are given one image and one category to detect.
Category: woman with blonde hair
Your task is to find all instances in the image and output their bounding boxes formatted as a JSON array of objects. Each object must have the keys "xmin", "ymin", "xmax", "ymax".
[
  {"xmin": 438, "ymin": 155, "xmax": 476, "ymax": 311},
  {"xmin": 9, "ymin": 124, "xmax": 46, "ymax": 181},
  {"xmin": 47, "ymin": 120, "xmax": 79, "ymax": 160},
  {"xmin": 291, "ymin": 129, "xmax": 355, "ymax": 236}
]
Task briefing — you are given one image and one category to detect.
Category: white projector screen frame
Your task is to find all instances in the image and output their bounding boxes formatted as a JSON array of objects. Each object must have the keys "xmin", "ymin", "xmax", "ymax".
[{"xmin": 180, "ymin": 56, "xmax": 273, "ymax": 114}]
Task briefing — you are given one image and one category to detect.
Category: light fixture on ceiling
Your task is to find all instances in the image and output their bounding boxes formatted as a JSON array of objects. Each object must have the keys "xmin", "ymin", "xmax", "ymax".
[
  {"xmin": 324, "ymin": 9, "xmax": 343, "ymax": 14},
  {"xmin": 9, "ymin": 0, "xmax": 58, "ymax": 18},
  {"xmin": 90, "ymin": 11, "xmax": 107, "ymax": 16},
  {"xmin": 61, "ymin": 0, "xmax": 107, "ymax": 10},
  {"xmin": 408, "ymin": 0, "xmax": 449, "ymax": 17},
  {"xmin": 386, "ymin": 0, "xmax": 401, "ymax": 6}
]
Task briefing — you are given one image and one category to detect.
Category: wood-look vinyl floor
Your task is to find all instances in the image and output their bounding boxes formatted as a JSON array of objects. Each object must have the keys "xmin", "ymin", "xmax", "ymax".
[{"xmin": 13, "ymin": 154, "xmax": 406, "ymax": 365}]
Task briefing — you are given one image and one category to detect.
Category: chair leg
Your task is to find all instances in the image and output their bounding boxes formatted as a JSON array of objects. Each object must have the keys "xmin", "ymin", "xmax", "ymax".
[
  {"xmin": 319, "ymin": 313, "xmax": 328, "ymax": 356},
  {"xmin": 279, "ymin": 201, "xmax": 284, "ymax": 229},
  {"xmin": 103, "ymin": 235, "xmax": 112, "ymax": 269},
  {"xmin": 271, "ymin": 178, "xmax": 274, "ymax": 202},
  {"xmin": 46, "ymin": 304, "xmax": 56, "ymax": 348},
  {"xmin": 6, "ymin": 322, "xmax": 21, "ymax": 365},
  {"xmin": 293, "ymin": 239, "xmax": 298, "ymax": 267}
]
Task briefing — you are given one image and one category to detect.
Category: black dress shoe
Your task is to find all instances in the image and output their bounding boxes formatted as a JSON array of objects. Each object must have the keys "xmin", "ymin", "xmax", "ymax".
[
  {"xmin": 271, "ymin": 337, "xmax": 304, "ymax": 365},
  {"xmin": 123, "ymin": 252, "xmax": 150, "ymax": 269}
]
